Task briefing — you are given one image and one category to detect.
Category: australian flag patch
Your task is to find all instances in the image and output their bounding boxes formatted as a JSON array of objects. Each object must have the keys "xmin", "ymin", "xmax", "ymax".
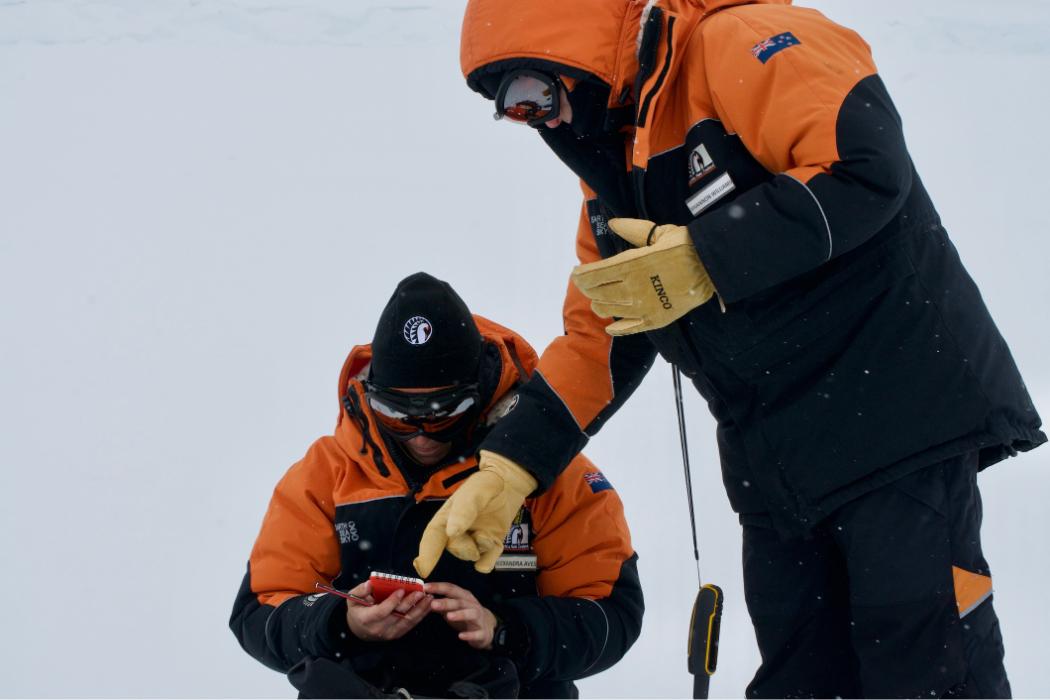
[
  {"xmin": 583, "ymin": 471, "xmax": 614, "ymax": 494},
  {"xmin": 751, "ymin": 31, "xmax": 801, "ymax": 64}
]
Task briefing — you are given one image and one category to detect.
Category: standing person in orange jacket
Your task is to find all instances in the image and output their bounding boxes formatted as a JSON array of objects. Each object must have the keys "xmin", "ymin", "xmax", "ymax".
[
  {"xmin": 414, "ymin": 1, "xmax": 1046, "ymax": 696},
  {"xmin": 231, "ymin": 273, "xmax": 642, "ymax": 698}
]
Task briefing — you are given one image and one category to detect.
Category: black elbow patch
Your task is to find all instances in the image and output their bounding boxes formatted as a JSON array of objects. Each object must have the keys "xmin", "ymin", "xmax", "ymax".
[{"xmin": 809, "ymin": 74, "xmax": 914, "ymax": 253}]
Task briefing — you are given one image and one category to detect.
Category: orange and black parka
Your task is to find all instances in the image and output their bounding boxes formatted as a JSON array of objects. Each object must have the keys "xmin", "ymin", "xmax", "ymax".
[
  {"xmin": 461, "ymin": 0, "xmax": 1044, "ymax": 536},
  {"xmin": 229, "ymin": 316, "xmax": 642, "ymax": 696}
]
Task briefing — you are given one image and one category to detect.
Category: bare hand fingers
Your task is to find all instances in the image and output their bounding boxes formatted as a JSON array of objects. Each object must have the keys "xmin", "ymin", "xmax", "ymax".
[
  {"xmin": 430, "ymin": 596, "xmax": 465, "ymax": 614},
  {"xmin": 425, "ymin": 581, "xmax": 477, "ymax": 607},
  {"xmin": 370, "ymin": 588, "xmax": 405, "ymax": 620},
  {"xmin": 447, "ymin": 607, "xmax": 481, "ymax": 624},
  {"xmin": 400, "ymin": 594, "xmax": 433, "ymax": 623},
  {"xmin": 459, "ymin": 628, "xmax": 489, "ymax": 645},
  {"xmin": 395, "ymin": 590, "xmax": 425, "ymax": 614},
  {"xmin": 385, "ymin": 597, "xmax": 433, "ymax": 638},
  {"xmin": 422, "ymin": 581, "xmax": 466, "ymax": 598}
]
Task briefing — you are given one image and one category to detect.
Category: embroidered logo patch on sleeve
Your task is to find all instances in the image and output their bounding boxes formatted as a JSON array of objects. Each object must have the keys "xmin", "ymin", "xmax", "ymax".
[{"xmin": 751, "ymin": 31, "xmax": 801, "ymax": 64}]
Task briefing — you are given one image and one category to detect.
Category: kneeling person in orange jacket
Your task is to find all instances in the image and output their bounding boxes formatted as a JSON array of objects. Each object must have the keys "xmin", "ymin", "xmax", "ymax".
[{"xmin": 229, "ymin": 272, "xmax": 642, "ymax": 698}]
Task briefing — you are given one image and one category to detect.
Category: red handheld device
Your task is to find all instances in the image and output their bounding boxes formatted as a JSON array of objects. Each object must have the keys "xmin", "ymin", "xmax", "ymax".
[
  {"xmin": 313, "ymin": 582, "xmax": 410, "ymax": 619},
  {"xmin": 369, "ymin": 571, "xmax": 425, "ymax": 603}
]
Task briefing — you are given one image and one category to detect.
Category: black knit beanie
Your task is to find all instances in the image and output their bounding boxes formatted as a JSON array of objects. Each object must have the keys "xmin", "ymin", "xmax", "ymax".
[{"xmin": 369, "ymin": 272, "xmax": 484, "ymax": 389}]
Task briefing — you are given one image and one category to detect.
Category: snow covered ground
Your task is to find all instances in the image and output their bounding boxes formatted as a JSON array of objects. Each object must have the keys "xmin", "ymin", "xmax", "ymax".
[{"xmin": 1, "ymin": 1, "xmax": 1048, "ymax": 697}]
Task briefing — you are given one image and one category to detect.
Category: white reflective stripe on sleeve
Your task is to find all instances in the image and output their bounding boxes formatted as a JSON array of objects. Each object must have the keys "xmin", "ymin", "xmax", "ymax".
[
  {"xmin": 784, "ymin": 172, "xmax": 833, "ymax": 261},
  {"xmin": 579, "ymin": 598, "xmax": 610, "ymax": 673}
]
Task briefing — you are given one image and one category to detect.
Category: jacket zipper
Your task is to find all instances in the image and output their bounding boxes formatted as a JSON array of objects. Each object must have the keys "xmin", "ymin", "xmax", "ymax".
[{"xmin": 637, "ymin": 15, "xmax": 676, "ymax": 128}]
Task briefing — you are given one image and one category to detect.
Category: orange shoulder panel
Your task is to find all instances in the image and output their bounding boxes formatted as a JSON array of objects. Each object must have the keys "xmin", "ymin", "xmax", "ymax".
[
  {"xmin": 528, "ymin": 452, "xmax": 634, "ymax": 599},
  {"xmin": 700, "ymin": 5, "xmax": 878, "ymax": 182}
]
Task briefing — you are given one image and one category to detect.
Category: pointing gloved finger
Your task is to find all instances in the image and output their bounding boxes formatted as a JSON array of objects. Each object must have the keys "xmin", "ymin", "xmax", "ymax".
[{"xmin": 414, "ymin": 503, "xmax": 451, "ymax": 578}]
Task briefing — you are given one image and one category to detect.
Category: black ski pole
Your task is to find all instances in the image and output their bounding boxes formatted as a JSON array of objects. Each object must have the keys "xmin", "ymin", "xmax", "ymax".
[{"xmin": 672, "ymin": 365, "xmax": 724, "ymax": 699}]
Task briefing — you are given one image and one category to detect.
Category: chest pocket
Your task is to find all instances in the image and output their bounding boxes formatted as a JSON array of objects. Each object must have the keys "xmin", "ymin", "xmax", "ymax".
[
  {"xmin": 644, "ymin": 119, "xmax": 774, "ymax": 225},
  {"xmin": 489, "ymin": 506, "xmax": 539, "ymax": 605},
  {"xmin": 332, "ymin": 496, "xmax": 413, "ymax": 589}
]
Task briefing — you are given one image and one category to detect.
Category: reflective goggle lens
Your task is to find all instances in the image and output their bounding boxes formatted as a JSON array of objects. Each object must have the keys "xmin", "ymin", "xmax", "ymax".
[
  {"xmin": 371, "ymin": 410, "xmax": 468, "ymax": 438},
  {"xmin": 495, "ymin": 71, "xmax": 560, "ymax": 126},
  {"xmin": 364, "ymin": 385, "xmax": 478, "ymax": 440}
]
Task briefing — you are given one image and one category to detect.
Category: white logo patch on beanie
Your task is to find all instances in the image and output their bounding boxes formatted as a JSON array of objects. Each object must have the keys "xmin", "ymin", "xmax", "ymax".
[{"xmin": 403, "ymin": 316, "xmax": 433, "ymax": 345}]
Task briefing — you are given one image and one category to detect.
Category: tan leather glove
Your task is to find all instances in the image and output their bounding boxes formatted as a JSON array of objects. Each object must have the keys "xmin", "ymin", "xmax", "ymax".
[
  {"xmin": 571, "ymin": 218, "xmax": 716, "ymax": 336},
  {"xmin": 414, "ymin": 450, "xmax": 537, "ymax": 577}
]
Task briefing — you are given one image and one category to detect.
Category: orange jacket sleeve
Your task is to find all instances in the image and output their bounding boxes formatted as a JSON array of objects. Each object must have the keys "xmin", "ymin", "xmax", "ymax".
[
  {"xmin": 530, "ymin": 453, "xmax": 635, "ymax": 599},
  {"xmin": 229, "ymin": 439, "xmax": 346, "ymax": 672},
  {"xmin": 690, "ymin": 7, "xmax": 914, "ymax": 302},
  {"xmin": 479, "ymin": 192, "xmax": 658, "ymax": 489}
]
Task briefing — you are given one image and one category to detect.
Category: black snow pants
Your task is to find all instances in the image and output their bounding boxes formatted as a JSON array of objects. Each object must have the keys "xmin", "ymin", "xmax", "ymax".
[{"xmin": 743, "ymin": 451, "xmax": 1010, "ymax": 698}]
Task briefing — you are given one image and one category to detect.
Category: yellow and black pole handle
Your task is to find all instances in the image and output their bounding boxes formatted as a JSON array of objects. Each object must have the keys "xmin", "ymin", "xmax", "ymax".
[
  {"xmin": 672, "ymin": 366, "xmax": 724, "ymax": 699},
  {"xmin": 688, "ymin": 583, "xmax": 724, "ymax": 698}
]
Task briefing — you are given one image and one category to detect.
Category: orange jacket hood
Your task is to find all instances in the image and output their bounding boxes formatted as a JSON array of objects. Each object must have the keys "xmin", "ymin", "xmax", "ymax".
[{"xmin": 461, "ymin": 0, "xmax": 791, "ymax": 107}]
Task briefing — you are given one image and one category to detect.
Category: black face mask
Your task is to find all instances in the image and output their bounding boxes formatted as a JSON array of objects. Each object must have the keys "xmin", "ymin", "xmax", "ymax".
[
  {"xmin": 530, "ymin": 77, "xmax": 637, "ymax": 217},
  {"xmin": 540, "ymin": 124, "xmax": 636, "ymax": 218},
  {"xmin": 563, "ymin": 79, "xmax": 611, "ymax": 137}
]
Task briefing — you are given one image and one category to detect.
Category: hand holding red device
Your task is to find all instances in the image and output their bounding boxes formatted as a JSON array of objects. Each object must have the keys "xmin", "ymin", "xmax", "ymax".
[
  {"xmin": 368, "ymin": 572, "xmax": 426, "ymax": 603},
  {"xmin": 314, "ymin": 579, "xmax": 415, "ymax": 619}
]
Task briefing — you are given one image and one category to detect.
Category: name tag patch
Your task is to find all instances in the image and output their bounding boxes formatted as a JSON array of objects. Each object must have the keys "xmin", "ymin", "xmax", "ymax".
[
  {"xmin": 494, "ymin": 554, "xmax": 538, "ymax": 572},
  {"xmin": 686, "ymin": 172, "xmax": 736, "ymax": 215}
]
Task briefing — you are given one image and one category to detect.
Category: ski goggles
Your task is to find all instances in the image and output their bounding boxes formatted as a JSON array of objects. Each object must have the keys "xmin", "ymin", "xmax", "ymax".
[
  {"xmin": 493, "ymin": 69, "xmax": 563, "ymax": 127},
  {"xmin": 364, "ymin": 382, "xmax": 480, "ymax": 442}
]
